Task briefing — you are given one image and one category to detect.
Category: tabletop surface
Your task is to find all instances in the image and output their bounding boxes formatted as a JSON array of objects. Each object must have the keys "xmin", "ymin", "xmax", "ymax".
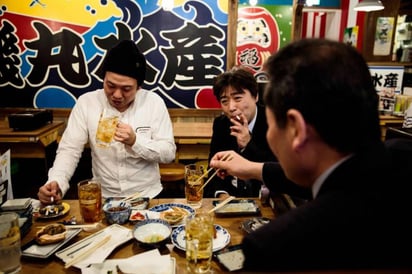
[
  {"xmin": 21, "ymin": 198, "xmax": 274, "ymax": 274},
  {"xmin": 0, "ymin": 121, "xmax": 64, "ymax": 138},
  {"xmin": 20, "ymin": 198, "xmax": 412, "ymax": 274}
]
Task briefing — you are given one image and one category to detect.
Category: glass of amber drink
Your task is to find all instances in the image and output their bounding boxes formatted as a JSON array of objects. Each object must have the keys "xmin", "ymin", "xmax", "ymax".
[
  {"xmin": 185, "ymin": 212, "xmax": 214, "ymax": 274},
  {"xmin": 78, "ymin": 179, "xmax": 102, "ymax": 223},
  {"xmin": 184, "ymin": 164, "xmax": 204, "ymax": 209},
  {"xmin": 95, "ymin": 108, "xmax": 119, "ymax": 148}
]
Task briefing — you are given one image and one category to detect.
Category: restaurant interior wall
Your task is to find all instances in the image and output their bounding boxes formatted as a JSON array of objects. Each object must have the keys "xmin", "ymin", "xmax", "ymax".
[
  {"xmin": 2, "ymin": 0, "xmax": 412, "ymax": 199},
  {"xmin": 0, "ymin": 0, "xmax": 296, "ymax": 110}
]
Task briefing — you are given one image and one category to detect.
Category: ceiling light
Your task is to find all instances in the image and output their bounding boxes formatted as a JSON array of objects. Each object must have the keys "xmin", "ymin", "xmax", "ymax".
[
  {"xmin": 354, "ymin": 0, "xmax": 384, "ymax": 12},
  {"xmin": 249, "ymin": 0, "xmax": 258, "ymax": 6},
  {"xmin": 306, "ymin": 0, "xmax": 320, "ymax": 6}
]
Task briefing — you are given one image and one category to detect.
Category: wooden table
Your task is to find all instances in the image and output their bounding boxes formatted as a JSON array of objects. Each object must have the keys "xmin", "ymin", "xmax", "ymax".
[
  {"xmin": 20, "ymin": 198, "xmax": 274, "ymax": 273},
  {"xmin": 173, "ymin": 122, "xmax": 213, "ymax": 161},
  {"xmin": 19, "ymin": 198, "xmax": 412, "ymax": 274},
  {"xmin": 0, "ymin": 121, "xmax": 64, "ymax": 160},
  {"xmin": 379, "ymin": 115, "xmax": 404, "ymax": 140}
]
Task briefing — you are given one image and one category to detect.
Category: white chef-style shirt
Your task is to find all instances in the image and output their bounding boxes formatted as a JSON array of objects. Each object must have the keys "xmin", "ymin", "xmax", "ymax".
[{"xmin": 46, "ymin": 89, "xmax": 176, "ymax": 198}]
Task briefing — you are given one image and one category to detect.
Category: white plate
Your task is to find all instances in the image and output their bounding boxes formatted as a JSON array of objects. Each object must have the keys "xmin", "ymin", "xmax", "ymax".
[
  {"xmin": 56, "ymin": 224, "xmax": 133, "ymax": 268},
  {"xmin": 171, "ymin": 224, "xmax": 230, "ymax": 252},
  {"xmin": 85, "ymin": 252, "xmax": 175, "ymax": 274},
  {"xmin": 149, "ymin": 203, "xmax": 195, "ymax": 227}
]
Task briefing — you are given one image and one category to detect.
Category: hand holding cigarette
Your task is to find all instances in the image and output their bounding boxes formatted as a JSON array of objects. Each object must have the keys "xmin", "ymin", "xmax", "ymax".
[{"xmin": 230, "ymin": 114, "xmax": 251, "ymax": 149}]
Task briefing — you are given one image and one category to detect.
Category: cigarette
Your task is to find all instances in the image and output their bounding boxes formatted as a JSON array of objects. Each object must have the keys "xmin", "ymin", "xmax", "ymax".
[
  {"xmin": 50, "ymin": 196, "xmax": 54, "ymax": 203},
  {"xmin": 235, "ymin": 115, "xmax": 244, "ymax": 125}
]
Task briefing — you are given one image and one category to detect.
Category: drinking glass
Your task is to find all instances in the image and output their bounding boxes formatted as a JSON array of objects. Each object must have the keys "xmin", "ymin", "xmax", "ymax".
[
  {"xmin": 184, "ymin": 164, "xmax": 204, "ymax": 209},
  {"xmin": 393, "ymin": 94, "xmax": 409, "ymax": 116},
  {"xmin": 95, "ymin": 108, "xmax": 119, "ymax": 148},
  {"xmin": 185, "ymin": 212, "xmax": 214, "ymax": 274},
  {"xmin": 78, "ymin": 179, "xmax": 102, "ymax": 223},
  {"xmin": 0, "ymin": 212, "xmax": 21, "ymax": 274}
]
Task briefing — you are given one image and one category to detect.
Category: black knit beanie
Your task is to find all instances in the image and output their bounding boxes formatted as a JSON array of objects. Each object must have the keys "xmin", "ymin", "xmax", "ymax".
[{"xmin": 102, "ymin": 40, "xmax": 146, "ymax": 86}]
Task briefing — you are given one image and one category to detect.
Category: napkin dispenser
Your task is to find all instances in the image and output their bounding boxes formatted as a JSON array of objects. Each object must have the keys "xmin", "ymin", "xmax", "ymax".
[{"xmin": 8, "ymin": 109, "xmax": 53, "ymax": 130}]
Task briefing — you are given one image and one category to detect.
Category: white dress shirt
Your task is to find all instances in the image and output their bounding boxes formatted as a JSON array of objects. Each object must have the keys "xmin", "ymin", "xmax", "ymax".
[{"xmin": 47, "ymin": 89, "xmax": 176, "ymax": 198}]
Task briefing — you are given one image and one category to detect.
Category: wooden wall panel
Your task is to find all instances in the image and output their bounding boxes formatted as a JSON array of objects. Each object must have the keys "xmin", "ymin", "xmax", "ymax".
[{"xmin": 362, "ymin": 0, "xmax": 401, "ymax": 62}]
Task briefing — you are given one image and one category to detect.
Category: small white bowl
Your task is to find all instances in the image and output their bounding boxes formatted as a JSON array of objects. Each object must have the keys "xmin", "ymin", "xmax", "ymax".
[{"xmin": 133, "ymin": 219, "xmax": 171, "ymax": 246}]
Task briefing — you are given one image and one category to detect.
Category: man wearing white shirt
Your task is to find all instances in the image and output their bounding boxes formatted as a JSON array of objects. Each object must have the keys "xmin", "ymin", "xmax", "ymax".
[{"xmin": 38, "ymin": 40, "xmax": 176, "ymax": 204}]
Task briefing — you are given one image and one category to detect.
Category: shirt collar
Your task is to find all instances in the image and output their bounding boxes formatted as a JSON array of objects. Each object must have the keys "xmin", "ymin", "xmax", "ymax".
[
  {"xmin": 248, "ymin": 107, "xmax": 258, "ymax": 132},
  {"xmin": 312, "ymin": 154, "xmax": 353, "ymax": 198}
]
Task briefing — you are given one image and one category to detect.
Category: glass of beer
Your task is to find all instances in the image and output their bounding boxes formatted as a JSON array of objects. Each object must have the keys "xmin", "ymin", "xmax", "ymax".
[
  {"xmin": 95, "ymin": 108, "xmax": 119, "ymax": 148},
  {"xmin": 78, "ymin": 179, "xmax": 102, "ymax": 223},
  {"xmin": 185, "ymin": 212, "xmax": 214, "ymax": 274},
  {"xmin": 0, "ymin": 212, "xmax": 21, "ymax": 274},
  {"xmin": 185, "ymin": 164, "xmax": 204, "ymax": 209}
]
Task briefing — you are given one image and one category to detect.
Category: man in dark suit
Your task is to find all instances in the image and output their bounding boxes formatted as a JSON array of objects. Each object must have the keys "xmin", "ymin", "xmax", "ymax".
[
  {"xmin": 210, "ymin": 39, "xmax": 412, "ymax": 271},
  {"xmin": 205, "ymin": 67, "xmax": 276, "ymax": 198}
]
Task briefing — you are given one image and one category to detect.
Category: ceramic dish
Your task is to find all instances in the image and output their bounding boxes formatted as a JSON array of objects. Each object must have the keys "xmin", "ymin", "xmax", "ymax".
[
  {"xmin": 129, "ymin": 209, "xmax": 149, "ymax": 222},
  {"xmin": 56, "ymin": 224, "xmax": 133, "ymax": 269},
  {"xmin": 240, "ymin": 217, "xmax": 271, "ymax": 234},
  {"xmin": 149, "ymin": 203, "xmax": 195, "ymax": 227},
  {"xmin": 105, "ymin": 197, "xmax": 149, "ymax": 210},
  {"xmin": 128, "ymin": 197, "xmax": 150, "ymax": 209},
  {"xmin": 171, "ymin": 224, "xmax": 230, "ymax": 252},
  {"xmin": 34, "ymin": 202, "xmax": 70, "ymax": 219},
  {"xmin": 85, "ymin": 256, "xmax": 176, "ymax": 274},
  {"xmin": 21, "ymin": 228, "xmax": 81, "ymax": 259},
  {"xmin": 133, "ymin": 219, "xmax": 172, "ymax": 246},
  {"xmin": 211, "ymin": 199, "xmax": 260, "ymax": 216},
  {"xmin": 103, "ymin": 201, "xmax": 131, "ymax": 225}
]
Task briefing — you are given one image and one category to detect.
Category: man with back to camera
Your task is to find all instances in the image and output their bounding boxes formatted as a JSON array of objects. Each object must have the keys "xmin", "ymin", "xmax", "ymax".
[
  {"xmin": 38, "ymin": 40, "xmax": 176, "ymax": 204},
  {"xmin": 210, "ymin": 39, "xmax": 412, "ymax": 271},
  {"xmin": 205, "ymin": 66, "xmax": 277, "ymax": 199}
]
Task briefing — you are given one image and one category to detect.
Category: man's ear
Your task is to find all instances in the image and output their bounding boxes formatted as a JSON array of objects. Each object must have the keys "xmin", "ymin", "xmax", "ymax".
[{"xmin": 286, "ymin": 109, "xmax": 307, "ymax": 151}]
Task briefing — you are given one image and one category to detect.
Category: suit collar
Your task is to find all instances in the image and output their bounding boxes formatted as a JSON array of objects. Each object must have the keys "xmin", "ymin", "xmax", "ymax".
[
  {"xmin": 312, "ymin": 154, "xmax": 353, "ymax": 198},
  {"xmin": 316, "ymin": 143, "xmax": 389, "ymax": 197}
]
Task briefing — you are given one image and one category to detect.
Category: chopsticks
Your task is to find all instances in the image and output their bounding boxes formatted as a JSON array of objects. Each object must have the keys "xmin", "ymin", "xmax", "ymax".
[
  {"xmin": 197, "ymin": 153, "xmax": 233, "ymax": 193},
  {"xmin": 208, "ymin": 196, "xmax": 236, "ymax": 214},
  {"xmin": 64, "ymin": 235, "xmax": 111, "ymax": 268},
  {"xmin": 36, "ymin": 223, "xmax": 100, "ymax": 230},
  {"xmin": 197, "ymin": 171, "xmax": 218, "ymax": 193},
  {"xmin": 120, "ymin": 192, "xmax": 141, "ymax": 202}
]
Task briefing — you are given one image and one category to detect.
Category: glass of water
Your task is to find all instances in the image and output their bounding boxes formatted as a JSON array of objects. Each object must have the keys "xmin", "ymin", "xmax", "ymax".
[{"xmin": 0, "ymin": 212, "xmax": 21, "ymax": 274}]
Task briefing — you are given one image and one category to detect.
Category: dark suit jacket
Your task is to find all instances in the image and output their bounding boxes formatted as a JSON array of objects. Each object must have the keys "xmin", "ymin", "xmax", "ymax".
[
  {"xmin": 205, "ymin": 105, "xmax": 277, "ymax": 198},
  {"xmin": 242, "ymin": 141, "xmax": 412, "ymax": 271}
]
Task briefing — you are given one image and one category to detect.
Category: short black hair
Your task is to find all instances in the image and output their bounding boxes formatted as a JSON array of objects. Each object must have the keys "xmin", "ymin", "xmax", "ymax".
[
  {"xmin": 264, "ymin": 39, "xmax": 380, "ymax": 153},
  {"xmin": 213, "ymin": 66, "xmax": 258, "ymax": 101}
]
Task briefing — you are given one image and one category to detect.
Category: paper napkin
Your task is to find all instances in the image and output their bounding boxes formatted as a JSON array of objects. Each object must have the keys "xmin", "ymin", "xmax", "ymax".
[{"xmin": 82, "ymin": 249, "xmax": 175, "ymax": 274}]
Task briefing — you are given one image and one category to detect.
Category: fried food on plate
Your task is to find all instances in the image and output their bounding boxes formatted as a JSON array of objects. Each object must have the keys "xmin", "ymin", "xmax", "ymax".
[{"xmin": 35, "ymin": 223, "xmax": 67, "ymax": 245}]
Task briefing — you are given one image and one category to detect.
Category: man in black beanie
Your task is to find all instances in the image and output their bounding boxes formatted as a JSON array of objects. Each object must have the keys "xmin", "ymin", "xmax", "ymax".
[{"xmin": 38, "ymin": 40, "xmax": 176, "ymax": 203}]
